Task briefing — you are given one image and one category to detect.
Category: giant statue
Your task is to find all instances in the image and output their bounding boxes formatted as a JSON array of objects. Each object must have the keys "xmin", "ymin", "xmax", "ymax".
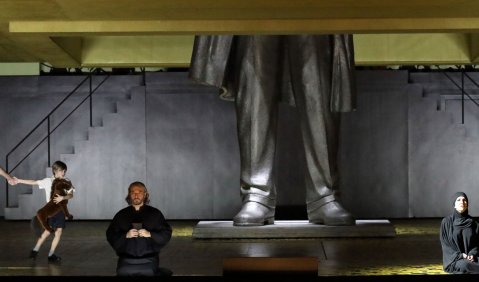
[{"xmin": 189, "ymin": 35, "xmax": 356, "ymax": 226}]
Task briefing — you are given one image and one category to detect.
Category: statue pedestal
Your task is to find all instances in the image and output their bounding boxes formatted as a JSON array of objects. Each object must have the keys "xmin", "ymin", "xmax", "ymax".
[{"xmin": 192, "ymin": 219, "xmax": 396, "ymax": 239}]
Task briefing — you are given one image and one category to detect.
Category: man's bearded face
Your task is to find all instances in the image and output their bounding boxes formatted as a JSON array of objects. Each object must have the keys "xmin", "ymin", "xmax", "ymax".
[{"xmin": 129, "ymin": 185, "xmax": 146, "ymax": 206}]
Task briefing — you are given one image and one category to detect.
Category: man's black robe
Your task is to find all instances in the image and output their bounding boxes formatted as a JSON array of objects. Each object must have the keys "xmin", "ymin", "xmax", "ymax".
[{"xmin": 106, "ymin": 205, "xmax": 172, "ymax": 276}]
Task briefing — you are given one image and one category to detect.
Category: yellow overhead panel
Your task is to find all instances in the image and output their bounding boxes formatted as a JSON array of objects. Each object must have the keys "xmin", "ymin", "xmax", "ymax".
[
  {"xmin": 50, "ymin": 34, "xmax": 479, "ymax": 67},
  {"xmin": 77, "ymin": 34, "xmax": 474, "ymax": 67},
  {"xmin": 81, "ymin": 36, "xmax": 194, "ymax": 67},
  {"xmin": 355, "ymin": 34, "xmax": 471, "ymax": 65},
  {"xmin": 0, "ymin": 63, "xmax": 39, "ymax": 75}
]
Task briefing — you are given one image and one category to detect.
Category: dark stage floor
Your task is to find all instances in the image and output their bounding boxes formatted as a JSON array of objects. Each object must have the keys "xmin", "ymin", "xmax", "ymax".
[{"xmin": 0, "ymin": 217, "xmax": 460, "ymax": 280}]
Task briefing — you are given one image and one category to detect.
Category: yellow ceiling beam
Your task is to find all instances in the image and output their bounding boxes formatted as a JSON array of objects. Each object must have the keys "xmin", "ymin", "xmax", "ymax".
[
  {"xmin": 10, "ymin": 19, "xmax": 479, "ymax": 35},
  {"xmin": 5, "ymin": 0, "xmax": 479, "ymax": 21}
]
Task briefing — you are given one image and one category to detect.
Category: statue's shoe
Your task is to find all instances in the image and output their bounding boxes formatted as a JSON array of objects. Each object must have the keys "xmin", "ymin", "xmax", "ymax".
[
  {"xmin": 308, "ymin": 200, "xmax": 355, "ymax": 226},
  {"xmin": 233, "ymin": 201, "xmax": 275, "ymax": 226}
]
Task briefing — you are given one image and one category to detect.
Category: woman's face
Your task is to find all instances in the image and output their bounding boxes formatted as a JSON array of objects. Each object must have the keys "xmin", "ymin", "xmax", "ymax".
[{"xmin": 454, "ymin": 196, "xmax": 468, "ymax": 214}]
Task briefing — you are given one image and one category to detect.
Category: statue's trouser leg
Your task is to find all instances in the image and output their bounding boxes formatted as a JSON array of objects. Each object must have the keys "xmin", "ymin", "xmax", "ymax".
[
  {"xmin": 232, "ymin": 36, "xmax": 280, "ymax": 226},
  {"xmin": 287, "ymin": 35, "xmax": 355, "ymax": 226}
]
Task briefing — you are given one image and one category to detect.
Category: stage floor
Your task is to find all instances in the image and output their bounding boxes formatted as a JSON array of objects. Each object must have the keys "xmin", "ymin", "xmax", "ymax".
[{"xmin": 0, "ymin": 217, "xmax": 445, "ymax": 278}]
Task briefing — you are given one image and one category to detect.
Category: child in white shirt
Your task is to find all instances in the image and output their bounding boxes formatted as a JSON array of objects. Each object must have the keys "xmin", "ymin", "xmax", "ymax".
[{"xmin": 13, "ymin": 160, "xmax": 74, "ymax": 263}]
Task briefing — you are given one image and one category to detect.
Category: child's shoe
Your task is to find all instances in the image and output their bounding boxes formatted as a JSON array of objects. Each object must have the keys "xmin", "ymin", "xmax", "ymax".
[
  {"xmin": 29, "ymin": 250, "xmax": 38, "ymax": 260},
  {"xmin": 47, "ymin": 254, "xmax": 61, "ymax": 263}
]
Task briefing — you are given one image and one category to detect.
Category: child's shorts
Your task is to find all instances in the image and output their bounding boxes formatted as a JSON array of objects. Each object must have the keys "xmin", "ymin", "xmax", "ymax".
[{"xmin": 48, "ymin": 211, "xmax": 66, "ymax": 229}]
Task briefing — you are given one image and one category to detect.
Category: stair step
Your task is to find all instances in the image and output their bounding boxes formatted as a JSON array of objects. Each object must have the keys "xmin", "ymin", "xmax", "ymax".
[
  {"xmin": 60, "ymin": 153, "xmax": 75, "ymax": 162},
  {"xmin": 87, "ymin": 126, "xmax": 104, "ymax": 140},
  {"xmin": 116, "ymin": 100, "xmax": 133, "ymax": 113},
  {"xmin": 102, "ymin": 112, "xmax": 118, "ymax": 127},
  {"xmin": 74, "ymin": 139, "xmax": 89, "ymax": 154},
  {"xmin": 438, "ymin": 94, "xmax": 479, "ymax": 111}
]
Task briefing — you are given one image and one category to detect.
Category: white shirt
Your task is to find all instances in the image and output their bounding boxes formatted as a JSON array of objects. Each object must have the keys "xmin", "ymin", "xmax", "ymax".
[{"xmin": 36, "ymin": 177, "xmax": 75, "ymax": 203}]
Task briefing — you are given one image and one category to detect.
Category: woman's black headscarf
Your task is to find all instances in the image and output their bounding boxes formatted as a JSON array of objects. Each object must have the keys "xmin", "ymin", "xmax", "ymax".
[{"xmin": 452, "ymin": 192, "xmax": 472, "ymax": 229}]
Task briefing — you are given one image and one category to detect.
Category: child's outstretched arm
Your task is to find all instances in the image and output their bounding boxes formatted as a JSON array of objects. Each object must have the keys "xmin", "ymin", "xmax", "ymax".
[
  {"xmin": 12, "ymin": 177, "xmax": 39, "ymax": 186},
  {"xmin": 0, "ymin": 167, "xmax": 15, "ymax": 183}
]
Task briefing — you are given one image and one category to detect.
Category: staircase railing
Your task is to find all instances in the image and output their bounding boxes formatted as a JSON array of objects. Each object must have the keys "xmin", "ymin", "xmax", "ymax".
[
  {"xmin": 5, "ymin": 70, "xmax": 110, "ymax": 208},
  {"xmin": 439, "ymin": 67, "xmax": 479, "ymax": 124}
]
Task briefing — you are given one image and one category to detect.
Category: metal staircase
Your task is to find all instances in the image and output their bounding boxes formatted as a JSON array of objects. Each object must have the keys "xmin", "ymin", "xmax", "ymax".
[{"xmin": 4, "ymin": 72, "xmax": 146, "ymax": 219}]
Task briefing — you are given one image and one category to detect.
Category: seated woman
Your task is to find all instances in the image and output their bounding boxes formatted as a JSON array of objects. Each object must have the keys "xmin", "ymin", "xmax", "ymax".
[{"xmin": 440, "ymin": 192, "xmax": 479, "ymax": 273}]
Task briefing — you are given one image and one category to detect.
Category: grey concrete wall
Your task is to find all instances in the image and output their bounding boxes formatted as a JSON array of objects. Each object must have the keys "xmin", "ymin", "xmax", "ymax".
[
  {"xmin": 3, "ymin": 70, "xmax": 479, "ymax": 219},
  {"xmin": 339, "ymin": 71, "xmax": 411, "ymax": 219},
  {"xmin": 408, "ymin": 72, "xmax": 479, "ymax": 217},
  {"xmin": 144, "ymin": 73, "xmax": 241, "ymax": 219},
  {"xmin": 66, "ymin": 85, "xmax": 147, "ymax": 219}
]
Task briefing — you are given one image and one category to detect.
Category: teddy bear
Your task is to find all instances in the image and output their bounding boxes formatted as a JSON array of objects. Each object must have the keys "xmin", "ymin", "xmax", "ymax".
[{"xmin": 36, "ymin": 178, "xmax": 74, "ymax": 233}]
